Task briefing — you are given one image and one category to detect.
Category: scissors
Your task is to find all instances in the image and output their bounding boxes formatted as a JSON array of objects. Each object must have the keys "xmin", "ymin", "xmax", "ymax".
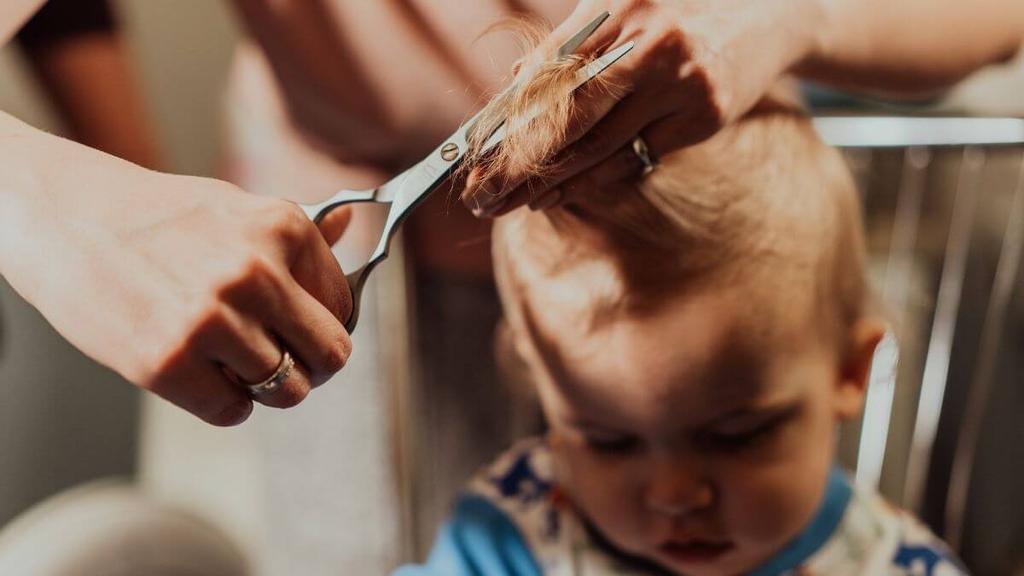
[{"xmin": 300, "ymin": 11, "xmax": 633, "ymax": 332}]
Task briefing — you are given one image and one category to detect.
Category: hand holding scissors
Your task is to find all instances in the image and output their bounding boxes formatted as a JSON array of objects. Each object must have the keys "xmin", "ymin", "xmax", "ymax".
[
  {"xmin": 0, "ymin": 13, "xmax": 630, "ymax": 428},
  {"xmin": 301, "ymin": 12, "xmax": 634, "ymax": 333}
]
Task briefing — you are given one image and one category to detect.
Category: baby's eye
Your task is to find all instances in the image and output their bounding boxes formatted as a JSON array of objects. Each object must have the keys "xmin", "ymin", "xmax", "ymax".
[
  {"xmin": 697, "ymin": 418, "xmax": 783, "ymax": 452},
  {"xmin": 583, "ymin": 433, "xmax": 640, "ymax": 455}
]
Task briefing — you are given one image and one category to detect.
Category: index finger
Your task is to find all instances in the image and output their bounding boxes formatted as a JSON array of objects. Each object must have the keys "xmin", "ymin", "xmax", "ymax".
[{"xmin": 463, "ymin": 22, "xmax": 637, "ymax": 208}]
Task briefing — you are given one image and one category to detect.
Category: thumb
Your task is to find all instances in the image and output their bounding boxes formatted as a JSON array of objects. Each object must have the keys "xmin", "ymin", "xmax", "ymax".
[{"xmin": 316, "ymin": 206, "xmax": 354, "ymax": 246}]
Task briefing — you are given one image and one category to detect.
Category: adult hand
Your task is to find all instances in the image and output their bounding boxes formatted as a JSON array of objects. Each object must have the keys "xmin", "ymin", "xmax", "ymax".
[
  {"xmin": 2, "ymin": 135, "xmax": 354, "ymax": 426},
  {"xmin": 461, "ymin": 0, "xmax": 823, "ymax": 216}
]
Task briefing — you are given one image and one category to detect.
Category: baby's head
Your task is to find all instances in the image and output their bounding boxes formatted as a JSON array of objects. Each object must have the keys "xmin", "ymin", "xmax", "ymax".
[{"xmin": 490, "ymin": 107, "xmax": 885, "ymax": 574}]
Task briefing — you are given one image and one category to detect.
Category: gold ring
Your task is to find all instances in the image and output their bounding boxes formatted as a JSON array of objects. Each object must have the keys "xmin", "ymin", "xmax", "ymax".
[
  {"xmin": 247, "ymin": 350, "xmax": 294, "ymax": 396},
  {"xmin": 632, "ymin": 136, "xmax": 656, "ymax": 176}
]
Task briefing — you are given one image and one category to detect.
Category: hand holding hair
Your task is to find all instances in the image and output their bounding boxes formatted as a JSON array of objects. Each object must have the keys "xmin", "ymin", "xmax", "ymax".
[
  {"xmin": 461, "ymin": 0, "xmax": 824, "ymax": 216},
  {"xmin": 461, "ymin": 0, "xmax": 1024, "ymax": 217}
]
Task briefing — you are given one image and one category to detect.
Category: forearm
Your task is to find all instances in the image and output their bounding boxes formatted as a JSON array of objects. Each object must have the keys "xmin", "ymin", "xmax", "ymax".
[
  {"xmin": 1, "ymin": 110, "xmax": 92, "ymax": 299},
  {"xmin": 0, "ymin": 109, "xmax": 148, "ymax": 307},
  {"xmin": 798, "ymin": 0, "xmax": 1024, "ymax": 96},
  {"xmin": 1, "ymin": 0, "xmax": 45, "ymax": 45}
]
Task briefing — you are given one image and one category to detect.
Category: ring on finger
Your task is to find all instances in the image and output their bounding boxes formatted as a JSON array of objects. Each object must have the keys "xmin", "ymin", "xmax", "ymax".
[
  {"xmin": 632, "ymin": 135, "xmax": 656, "ymax": 176},
  {"xmin": 246, "ymin": 349, "xmax": 295, "ymax": 396}
]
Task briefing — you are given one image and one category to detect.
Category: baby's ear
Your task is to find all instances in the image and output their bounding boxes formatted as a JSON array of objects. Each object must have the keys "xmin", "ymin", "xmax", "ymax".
[{"xmin": 833, "ymin": 319, "xmax": 889, "ymax": 420}]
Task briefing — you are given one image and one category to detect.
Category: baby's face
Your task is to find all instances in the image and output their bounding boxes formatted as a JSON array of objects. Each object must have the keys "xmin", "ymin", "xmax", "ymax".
[{"xmin": 497, "ymin": 211, "xmax": 876, "ymax": 576}]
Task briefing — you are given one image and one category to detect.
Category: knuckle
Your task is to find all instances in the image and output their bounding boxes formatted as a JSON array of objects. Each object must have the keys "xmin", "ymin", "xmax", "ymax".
[
  {"xmin": 216, "ymin": 254, "xmax": 280, "ymax": 302},
  {"xmin": 269, "ymin": 383, "xmax": 310, "ymax": 409},
  {"xmin": 139, "ymin": 313, "xmax": 220, "ymax": 386},
  {"xmin": 321, "ymin": 340, "xmax": 350, "ymax": 374},
  {"xmin": 145, "ymin": 298, "xmax": 238, "ymax": 377},
  {"xmin": 174, "ymin": 303, "xmax": 235, "ymax": 360},
  {"xmin": 238, "ymin": 253, "xmax": 275, "ymax": 282},
  {"xmin": 268, "ymin": 201, "xmax": 312, "ymax": 242},
  {"xmin": 687, "ymin": 64, "xmax": 728, "ymax": 131},
  {"xmin": 192, "ymin": 300, "xmax": 233, "ymax": 337},
  {"xmin": 648, "ymin": 23, "xmax": 689, "ymax": 63},
  {"xmin": 617, "ymin": 0, "xmax": 656, "ymax": 17},
  {"xmin": 139, "ymin": 360, "xmax": 183, "ymax": 397}
]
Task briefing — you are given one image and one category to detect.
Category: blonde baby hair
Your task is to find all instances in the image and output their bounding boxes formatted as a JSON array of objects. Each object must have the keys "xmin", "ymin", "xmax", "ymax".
[{"xmin": 471, "ymin": 21, "xmax": 869, "ymax": 354}]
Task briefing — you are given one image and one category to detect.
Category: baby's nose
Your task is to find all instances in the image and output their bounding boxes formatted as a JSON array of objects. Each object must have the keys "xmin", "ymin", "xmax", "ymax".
[{"xmin": 643, "ymin": 457, "xmax": 715, "ymax": 517}]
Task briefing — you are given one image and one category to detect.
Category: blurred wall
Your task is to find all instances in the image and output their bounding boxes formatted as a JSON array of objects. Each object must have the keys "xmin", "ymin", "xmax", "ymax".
[{"xmin": 114, "ymin": 0, "xmax": 240, "ymax": 177}]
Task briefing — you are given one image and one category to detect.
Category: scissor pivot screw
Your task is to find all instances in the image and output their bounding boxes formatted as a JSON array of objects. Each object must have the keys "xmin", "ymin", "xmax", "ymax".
[{"xmin": 440, "ymin": 143, "xmax": 460, "ymax": 161}]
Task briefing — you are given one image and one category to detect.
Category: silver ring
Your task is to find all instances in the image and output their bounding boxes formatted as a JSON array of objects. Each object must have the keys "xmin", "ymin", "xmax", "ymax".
[
  {"xmin": 632, "ymin": 135, "xmax": 656, "ymax": 176},
  {"xmin": 246, "ymin": 349, "xmax": 294, "ymax": 396}
]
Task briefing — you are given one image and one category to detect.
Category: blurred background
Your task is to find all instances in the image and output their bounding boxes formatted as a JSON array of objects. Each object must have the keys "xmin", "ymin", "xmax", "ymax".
[{"xmin": 0, "ymin": 1, "xmax": 1022, "ymax": 575}]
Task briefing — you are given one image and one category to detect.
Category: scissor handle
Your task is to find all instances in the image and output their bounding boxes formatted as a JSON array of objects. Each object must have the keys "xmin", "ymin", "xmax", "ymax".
[
  {"xmin": 343, "ymin": 258, "xmax": 390, "ymax": 333},
  {"xmin": 300, "ymin": 188, "xmax": 379, "ymax": 224},
  {"xmin": 297, "ymin": 188, "xmax": 391, "ymax": 333}
]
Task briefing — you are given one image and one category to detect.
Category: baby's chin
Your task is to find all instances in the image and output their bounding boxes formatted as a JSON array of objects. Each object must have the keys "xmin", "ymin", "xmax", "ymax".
[
  {"xmin": 590, "ymin": 525, "xmax": 752, "ymax": 576},
  {"xmin": 648, "ymin": 543, "xmax": 774, "ymax": 576}
]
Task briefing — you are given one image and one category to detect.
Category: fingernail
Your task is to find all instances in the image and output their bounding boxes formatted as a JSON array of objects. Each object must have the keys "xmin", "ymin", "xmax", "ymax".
[
  {"xmin": 473, "ymin": 194, "xmax": 509, "ymax": 218},
  {"xmin": 470, "ymin": 181, "xmax": 507, "ymax": 208}
]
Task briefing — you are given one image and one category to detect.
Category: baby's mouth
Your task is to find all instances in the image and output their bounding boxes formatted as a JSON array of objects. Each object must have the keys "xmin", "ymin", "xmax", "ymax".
[{"xmin": 657, "ymin": 538, "xmax": 735, "ymax": 565}]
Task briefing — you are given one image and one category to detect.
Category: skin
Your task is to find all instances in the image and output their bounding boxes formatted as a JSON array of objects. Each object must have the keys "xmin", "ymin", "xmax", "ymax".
[
  {"xmin": 1, "ymin": 2, "xmax": 355, "ymax": 425},
  {"xmin": 463, "ymin": 0, "xmax": 1024, "ymax": 215},
  {"xmin": 0, "ymin": 110, "xmax": 354, "ymax": 426},
  {"xmin": 0, "ymin": 0, "xmax": 1018, "ymax": 424},
  {"xmin": 495, "ymin": 208, "xmax": 885, "ymax": 575}
]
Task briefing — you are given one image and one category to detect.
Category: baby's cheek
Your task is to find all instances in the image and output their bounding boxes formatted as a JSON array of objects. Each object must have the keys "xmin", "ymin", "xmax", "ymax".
[
  {"xmin": 550, "ymin": 438, "xmax": 650, "ymax": 552},
  {"xmin": 718, "ymin": 446, "xmax": 832, "ymax": 551},
  {"xmin": 723, "ymin": 396, "xmax": 838, "ymax": 547}
]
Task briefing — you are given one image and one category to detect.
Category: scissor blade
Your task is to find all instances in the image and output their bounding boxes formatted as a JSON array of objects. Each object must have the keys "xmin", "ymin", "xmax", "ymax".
[
  {"xmin": 373, "ymin": 165, "xmax": 413, "ymax": 203},
  {"xmin": 578, "ymin": 40, "xmax": 633, "ymax": 87},
  {"xmin": 361, "ymin": 39, "xmax": 635, "ymax": 270},
  {"xmin": 383, "ymin": 40, "xmax": 635, "ymax": 205},
  {"xmin": 460, "ymin": 11, "xmax": 614, "ymax": 153},
  {"xmin": 379, "ymin": 38, "xmax": 634, "ymax": 207},
  {"xmin": 557, "ymin": 11, "xmax": 610, "ymax": 59},
  {"xmin": 481, "ymin": 40, "xmax": 635, "ymax": 152}
]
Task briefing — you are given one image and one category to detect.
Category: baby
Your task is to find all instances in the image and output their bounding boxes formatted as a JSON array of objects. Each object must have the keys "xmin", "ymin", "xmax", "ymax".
[{"xmin": 396, "ymin": 84, "xmax": 965, "ymax": 575}]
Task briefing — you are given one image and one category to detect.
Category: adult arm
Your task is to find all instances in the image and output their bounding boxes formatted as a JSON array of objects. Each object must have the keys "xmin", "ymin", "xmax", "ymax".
[
  {"xmin": 801, "ymin": 0, "xmax": 1023, "ymax": 95},
  {"xmin": 1, "ymin": 0, "xmax": 45, "ymax": 45}
]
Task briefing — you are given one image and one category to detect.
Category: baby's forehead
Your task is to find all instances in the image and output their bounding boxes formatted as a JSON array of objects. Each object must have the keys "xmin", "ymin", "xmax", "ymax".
[
  {"xmin": 540, "ymin": 278, "xmax": 766, "ymax": 348},
  {"xmin": 500, "ymin": 208, "xmax": 817, "ymax": 334},
  {"xmin": 515, "ymin": 277, "xmax": 814, "ymax": 426}
]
